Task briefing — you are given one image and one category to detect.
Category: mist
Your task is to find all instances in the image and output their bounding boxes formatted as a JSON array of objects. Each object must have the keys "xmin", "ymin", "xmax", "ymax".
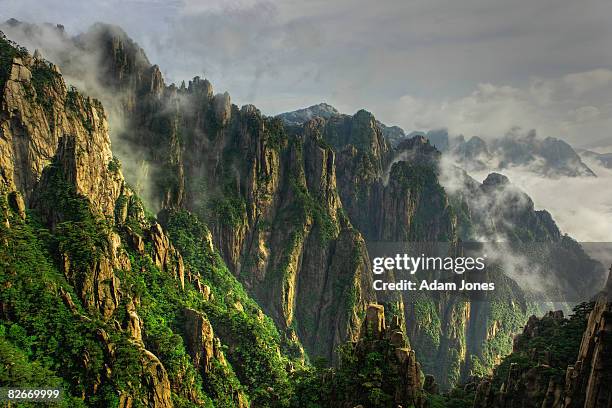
[
  {"xmin": 0, "ymin": 20, "xmax": 162, "ymax": 210},
  {"xmin": 467, "ymin": 161, "xmax": 612, "ymax": 242},
  {"xmin": 2, "ymin": 6, "xmax": 610, "ymax": 248}
]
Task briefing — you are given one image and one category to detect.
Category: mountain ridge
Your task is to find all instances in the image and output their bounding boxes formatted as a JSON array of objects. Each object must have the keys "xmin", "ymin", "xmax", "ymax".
[{"xmin": 1, "ymin": 21, "xmax": 610, "ymax": 407}]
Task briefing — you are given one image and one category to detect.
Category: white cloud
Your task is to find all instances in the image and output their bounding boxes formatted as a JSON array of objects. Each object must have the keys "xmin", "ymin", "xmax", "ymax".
[
  {"xmin": 387, "ymin": 69, "xmax": 612, "ymax": 149},
  {"xmin": 563, "ymin": 69, "xmax": 612, "ymax": 95},
  {"xmin": 569, "ymin": 106, "xmax": 600, "ymax": 123},
  {"xmin": 466, "ymin": 161, "xmax": 612, "ymax": 242}
]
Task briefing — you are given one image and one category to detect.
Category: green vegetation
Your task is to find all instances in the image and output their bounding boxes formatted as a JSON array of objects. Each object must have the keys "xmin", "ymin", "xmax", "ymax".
[
  {"xmin": 65, "ymin": 85, "xmax": 98, "ymax": 132},
  {"xmin": 0, "ymin": 193, "xmax": 138, "ymax": 406},
  {"xmin": 208, "ymin": 195, "xmax": 246, "ymax": 228},
  {"xmin": 0, "ymin": 329, "xmax": 87, "ymax": 408},
  {"xmin": 429, "ymin": 302, "xmax": 588, "ymax": 408},
  {"xmin": 389, "ymin": 162, "xmax": 453, "ymax": 241},
  {"xmin": 405, "ymin": 296, "xmax": 442, "ymax": 376},
  {"xmin": 29, "ymin": 60, "xmax": 61, "ymax": 115},
  {"xmin": 107, "ymin": 157, "xmax": 121, "ymax": 174},
  {"xmin": 288, "ymin": 176, "xmax": 338, "ymax": 246},
  {"xmin": 263, "ymin": 116, "xmax": 287, "ymax": 150},
  {"xmin": 36, "ymin": 159, "xmax": 112, "ymax": 272},
  {"xmin": 290, "ymin": 335, "xmax": 408, "ymax": 407},
  {"xmin": 480, "ymin": 300, "xmax": 527, "ymax": 367},
  {"xmin": 491, "ymin": 302, "xmax": 592, "ymax": 390},
  {"xmin": 0, "ymin": 31, "xmax": 28, "ymax": 88},
  {"xmin": 0, "ymin": 168, "xmax": 294, "ymax": 407},
  {"xmin": 427, "ymin": 388, "xmax": 475, "ymax": 408},
  {"xmin": 1, "ymin": 28, "xmax": 595, "ymax": 408},
  {"xmin": 164, "ymin": 209, "xmax": 296, "ymax": 406}
]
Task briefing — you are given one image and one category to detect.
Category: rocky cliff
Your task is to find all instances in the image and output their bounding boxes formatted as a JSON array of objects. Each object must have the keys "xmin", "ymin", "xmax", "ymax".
[
  {"xmin": 292, "ymin": 304, "xmax": 428, "ymax": 408},
  {"xmin": 15, "ymin": 23, "xmax": 378, "ymax": 363},
  {"xmin": 471, "ymin": 271, "xmax": 612, "ymax": 408},
  {"xmin": 2, "ymin": 20, "xmax": 608, "ymax": 404},
  {"xmin": 3, "ymin": 24, "xmax": 489, "ymax": 385},
  {"xmin": 0, "ymin": 32, "xmax": 301, "ymax": 407},
  {"xmin": 1, "ymin": 34, "xmax": 172, "ymax": 406},
  {"xmin": 256, "ymin": 93, "xmax": 599, "ymax": 389},
  {"xmin": 560, "ymin": 278, "xmax": 612, "ymax": 408}
]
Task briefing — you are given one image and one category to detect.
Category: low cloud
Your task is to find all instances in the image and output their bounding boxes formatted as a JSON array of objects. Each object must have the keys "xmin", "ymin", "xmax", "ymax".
[
  {"xmin": 437, "ymin": 156, "xmax": 608, "ymax": 303},
  {"xmin": 453, "ymin": 159, "xmax": 612, "ymax": 243}
]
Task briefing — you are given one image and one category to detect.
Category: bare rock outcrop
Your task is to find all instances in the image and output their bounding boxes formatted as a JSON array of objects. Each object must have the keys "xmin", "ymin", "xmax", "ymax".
[
  {"xmin": 94, "ymin": 327, "xmax": 173, "ymax": 408},
  {"xmin": 1, "ymin": 55, "xmax": 123, "ymax": 217},
  {"xmin": 562, "ymin": 294, "xmax": 612, "ymax": 407},
  {"xmin": 182, "ymin": 308, "xmax": 248, "ymax": 407},
  {"xmin": 0, "ymin": 43, "xmax": 178, "ymax": 407},
  {"xmin": 147, "ymin": 223, "xmax": 185, "ymax": 289},
  {"xmin": 182, "ymin": 308, "xmax": 223, "ymax": 372}
]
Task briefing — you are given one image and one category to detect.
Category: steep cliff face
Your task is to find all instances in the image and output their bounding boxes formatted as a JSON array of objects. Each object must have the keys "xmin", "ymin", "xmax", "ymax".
[
  {"xmin": 305, "ymin": 110, "xmax": 535, "ymax": 389},
  {"xmin": 0, "ymin": 40, "xmax": 128, "ymax": 320},
  {"xmin": 2, "ymin": 24, "xmax": 486, "ymax": 386},
  {"xmin": 322, "ymin": 109, "xmax": 391, "ymax": 240},
  {"xmin": 132, "ymin": 83, "xmax": 376, "ymax": 361},
  {"xmin": 472, "ymin": 276, "xmax": 612, "ymax": 408},
  {"xmin": 561, "ymin": 289, "xmax": 612, "ymax": 408},
  {"xmin": 3, "ymin": 22, "xmax": 605, "ymax": 400},
  {"xmin": 0, "ymin": 52, "xmax": 123, "ymax": 217},
  {"xmin": 31, "ymin": 24, "xmax": 378, "ymax": 362},
  {"xmin": 0, "ymin": 36, "xmax": 173, "ymax": 406},
  {"xmin": 182, "ymin": 308, "xmax": 249, "ymax": 407},
  {"xmin": 1, "ymin": 34, "xmax": 304, "ymax": 407}
]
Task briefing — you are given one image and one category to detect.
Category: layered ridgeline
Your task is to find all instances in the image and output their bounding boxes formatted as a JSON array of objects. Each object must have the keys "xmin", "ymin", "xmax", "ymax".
[
  {"xmin": 0, "ymin": 19, "xmax": 607, "ymax": 404},
  {"xmin": 0, "ymin": 30, "xmax": 436, "ymax": 408},
  {"xmin": 2, "ymin": 21, "xmax": 605, "ymax": 390},
  {"xmin": 424, "ymin": 129, "xmax": 596, "ymax": 178},
  {"xmin": 277, "ymin": 105, "xmax": 604, "ymax": 386},
  {"xmin": 36, "ymin": 23, "xmax": 508, "ymax": 387}
]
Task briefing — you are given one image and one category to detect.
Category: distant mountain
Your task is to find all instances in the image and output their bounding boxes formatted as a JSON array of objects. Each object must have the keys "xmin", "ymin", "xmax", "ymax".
[
  {"xmin": 277, "ymin": 103, "xmax": 408, "ymax": 147},
  {"xmin": 377, "ymin": 122, "xmax": 406, "ymax": 147},
  {"xmin": 276, "ymin": 102, "xmax": 340, "ymax": 125},
  {"xmin": 427, "ymin": 130, "xmax": 596, "ymax": 177},
  {"xmin": 579, "ymin": 149, "xmax": 612, "ymax": 169}
]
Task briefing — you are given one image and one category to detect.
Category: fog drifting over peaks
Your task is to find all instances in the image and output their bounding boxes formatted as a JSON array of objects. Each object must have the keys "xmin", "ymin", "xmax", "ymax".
[
  {"xmin": 1, "ymin": 0, "xmax": 612, "ymax": 150},
  {"xmin": 463, "ymin": 160, "xmax": 612, "ymax": 242}
]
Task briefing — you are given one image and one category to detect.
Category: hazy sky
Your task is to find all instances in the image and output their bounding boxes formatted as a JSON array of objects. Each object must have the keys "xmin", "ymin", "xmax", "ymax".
[{"xmin": 1, "ymin": 0, "xmax": 612, "ymax": 148}]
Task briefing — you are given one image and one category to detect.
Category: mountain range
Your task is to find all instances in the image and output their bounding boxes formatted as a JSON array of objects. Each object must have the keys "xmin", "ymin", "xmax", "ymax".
[
  {"xmin": 279, "ymin": 105, "xmax": 597, "ymax": 179},
  {"xmin": 578, "ymin": 149, "xmax": 612, "ymax": 169},
  {"xmin": 1, "ymin": 20, "xmax": 610, "ymax": 408}
]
